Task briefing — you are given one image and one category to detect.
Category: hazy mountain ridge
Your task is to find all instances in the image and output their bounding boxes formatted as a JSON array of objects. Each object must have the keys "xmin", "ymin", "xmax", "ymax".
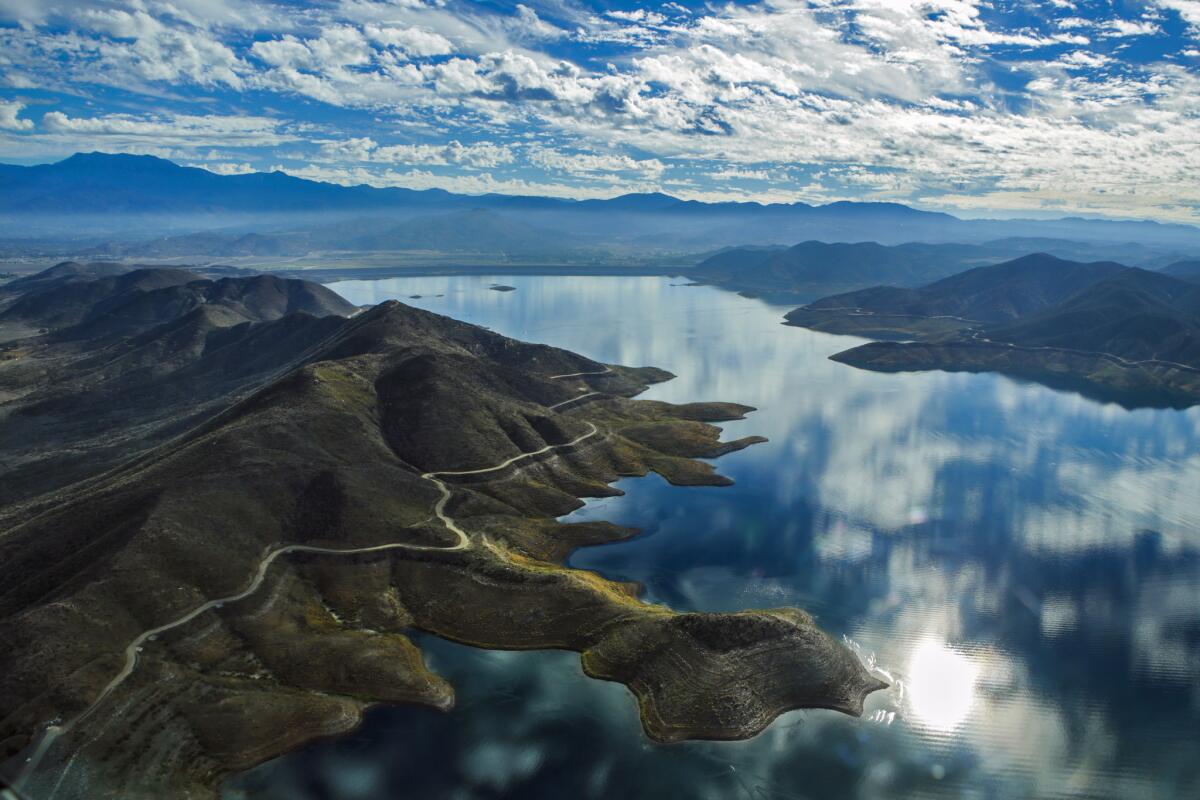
[
  {"xmin": 690, "ymin": 240, "xmax": 1010, "ymax": 299},
  {"xmin": 1161, "ymin": 259, "xmax": 1200, "ymax": 282},
  {"xmin": 5, "ymin": 154, "xmax": 1200, "ymax": 256},
  {"xmin": 0, "ymin": 152, "xmax": 454, "ymax": 214},
  {"xmin": 690, "ymin": 238, "xmax": 1192, "ymax": 296}
]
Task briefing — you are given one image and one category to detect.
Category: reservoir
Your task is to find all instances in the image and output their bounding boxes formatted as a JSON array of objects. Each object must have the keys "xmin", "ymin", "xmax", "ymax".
[{"xmin": 228, "ymin": 273, "xmax": 1200, "ymax": 800}]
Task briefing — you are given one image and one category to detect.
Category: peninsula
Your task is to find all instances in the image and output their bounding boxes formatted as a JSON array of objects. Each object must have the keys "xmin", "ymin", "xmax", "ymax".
[
  {"xmin": 0, "ymin": 263, "xmax": 885, "ymax": 799},
  {"xmin": 784, "ymin": 254, "xmax": 1200, "ymax": 407}
]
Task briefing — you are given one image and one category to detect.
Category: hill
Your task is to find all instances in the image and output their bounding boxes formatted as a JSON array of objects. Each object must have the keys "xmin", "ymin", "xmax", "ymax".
[
  {"xmin": 0, "ymin": 265, "xmax": 883, "ymax": 799},
  {"xmin": 0, "ymin": 264, "xmax": 361, "ymax": 499},
  {"xmin": 2, "ymin": 260, "xmax": 133, "ymax": 293},
  {"xmin": 1161, "ymin": 259, "xmax": 1200, "ymax": 283},
  {"xmin": 981, "ymin": 268, "xmax": 1200, "ymax": 365},
  {"xmin": 1, "ymin": 264, "xmax": 356, "ymax": 341},
  {"xmin": 786, "ymin": 253, "xmax": 1128, "ymax": 337},
  {"xmin": 786, "ymin": 259, "xmax": 1200, "ymax": 407}
]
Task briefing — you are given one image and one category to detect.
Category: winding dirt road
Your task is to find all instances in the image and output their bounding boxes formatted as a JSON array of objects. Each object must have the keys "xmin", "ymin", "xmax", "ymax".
[
  {"xmin": 965, "ymin": 328, "xmax": 1200, "ymax": 374},
  {"xmin": 548, "ymin": 366, "xmax": 613, "ymax": 379},
  {"xmin": 802, "ymin": 307, "xmax": 1200, "ymax": 376},
  {"xmin": 7, "ymin": 371, "xmax": 609, "ymax": 798}
]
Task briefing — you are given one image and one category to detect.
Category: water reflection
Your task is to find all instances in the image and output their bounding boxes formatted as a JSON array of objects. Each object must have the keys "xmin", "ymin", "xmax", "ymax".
[
  {"xmin": 905, "ymin": 641, "xmax": 978, "ymax": 732},
  {"xmin": 227, "ymin": 275, "xmax": 1200, "ymax": 799}
]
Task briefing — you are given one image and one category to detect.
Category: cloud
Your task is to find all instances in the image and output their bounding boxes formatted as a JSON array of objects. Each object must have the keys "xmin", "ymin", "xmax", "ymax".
[
  {"xmin": 610, "ymin": 9, "xmax": 667, "ymax": 24},
  {"xmin": 1057, "ymin": 17, "xmax": 1092, "ymax": 29},
  {"xmin": 1056, "ymin": 51, "xmax": 1111, "ymax": 69},
  {"xmin": 1150, "ymin": 0, "xmax": 1200, "ymax": 33},
  {"xmin": 251, "ymin": 26, "xmax": 371, "ymax": 72},
  {"xmin": 197, "ymin": 161, "xmax": 255, "ymax": 174},
  {"xmin": 1100, "ymin": 18, "xmax": 1161, "ymax": 38},
  {"xmin": 510, "ymin": 5, "xmax": 566, "ymax": 41},
  {"xmin": 79, "ymin": 8, "xmax": 247, "ymax": 87},
  {"xmin": 273, "ymin": 162, "xmax": 652, "ymax": 199},
  {"xmin": 0, "ymin": 100, "xmax": 33, "ymax": 130},
  {"xmin": 709, "ymin": 167, "xmax": 772, "ymax": 181},
  {"xmin": 40, "ymin": 111, "xmax": 292, "ymax": 147},
  {"xmin": 364, "ymin": 24, "xmax": 453, "ymax": 56},
  {"xmin": 527, "ymin": 146, "xmax": 666, "ymax": 176},
  {"xmin": 1, "ymin": 0, "xmax": 1199, "ymax": 221},
  {"xmin": 318, "ymin": 136, "xmax": 515, "ymax": 168}
]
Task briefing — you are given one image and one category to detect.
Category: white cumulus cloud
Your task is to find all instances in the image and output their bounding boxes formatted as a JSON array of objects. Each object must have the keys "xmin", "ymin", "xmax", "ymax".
[{"xmin": 0, "ymin": 100, "xmax": 33, "ymax": 130}]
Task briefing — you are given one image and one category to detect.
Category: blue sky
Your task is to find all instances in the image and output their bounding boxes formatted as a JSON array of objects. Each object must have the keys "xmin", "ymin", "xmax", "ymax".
[{"xmin": 1, "ymin": 1, "xmax": 1199, "ymax": 222}]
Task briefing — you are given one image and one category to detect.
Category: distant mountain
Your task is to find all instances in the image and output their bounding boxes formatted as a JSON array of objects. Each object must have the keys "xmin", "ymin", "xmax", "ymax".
[
  {"xmin": 95, "ymin": 231, "xmax": 294, "ymax": 258},
  {"xmin": 785, "ymin": 258, "xmax": 1200, "ymax": 407},
  {"xmin": 575, "ymin": 192, "xmax": 682, "ymax": 212},
  {"xmin": 1161, "ymin": 259, "xmax": 1200, "ymax": 282},
  {"xmin": 0, "ymin": 152, "xmax": 456, "ymax": 214},
  {"xmin": 689, "ymin": 240, "xmax": 1001, "ymax": 298},
  {"xmin": 687, "ymin": 238, "xmax": 1200, "ymax": 300},
  {"xmin": 90, "ymin": 208, "xmax": 587, "ymax": 259},
  {"xmin": 6, "ymin": 154, "xmax": 1200, "ymax": 252},
  {"xmin": 337, "ymin": 208, "xmax": 558, "ymax": 253},
  {"xmin": 0, "ymin": 153, "xmax": 952, "ymax": 222}
]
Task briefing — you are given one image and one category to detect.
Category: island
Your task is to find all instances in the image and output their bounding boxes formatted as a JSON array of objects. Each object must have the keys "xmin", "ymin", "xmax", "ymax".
[
  {"xmin": 0, "ymin": 263, "xmax": 886, "ymax": 799},
  {"xmin": 784, "ymin": 254, "xmax": 1200, "ymax": 407}
]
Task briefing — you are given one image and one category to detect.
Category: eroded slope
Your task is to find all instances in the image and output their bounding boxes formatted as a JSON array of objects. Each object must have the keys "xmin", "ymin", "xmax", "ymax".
[{"xmin": 0, "ymin": 276, "xmax": 884, "ymax": 799}]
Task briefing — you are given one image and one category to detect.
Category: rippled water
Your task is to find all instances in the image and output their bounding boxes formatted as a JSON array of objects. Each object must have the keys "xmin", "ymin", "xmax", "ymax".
[{"xmin": 227, "ymin": 274, "xmax": 1200, "ymax": 799}]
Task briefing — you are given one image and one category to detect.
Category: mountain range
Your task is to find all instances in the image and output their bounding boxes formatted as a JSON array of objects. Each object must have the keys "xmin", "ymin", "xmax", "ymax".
[{"xmin": 5, "ymin": 154, "xmax": 1200, "ymax": 254}]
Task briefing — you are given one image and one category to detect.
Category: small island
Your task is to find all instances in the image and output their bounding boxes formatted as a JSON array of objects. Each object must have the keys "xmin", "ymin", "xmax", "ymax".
[{"xmin": 488, "ymin": 283, "xmax": 516, "ymax": 292}]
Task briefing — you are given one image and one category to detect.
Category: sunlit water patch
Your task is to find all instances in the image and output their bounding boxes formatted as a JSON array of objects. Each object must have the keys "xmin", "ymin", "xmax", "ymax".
[{"xmin": 227, "ymin": 274, "xmax": 1200, "ymax": 799}]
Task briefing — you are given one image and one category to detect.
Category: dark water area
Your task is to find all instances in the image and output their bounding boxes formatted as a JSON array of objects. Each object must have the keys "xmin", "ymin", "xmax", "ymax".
[{"xmin": 227, "ymin": 274, "xmax": 1200, "ymax": 800}]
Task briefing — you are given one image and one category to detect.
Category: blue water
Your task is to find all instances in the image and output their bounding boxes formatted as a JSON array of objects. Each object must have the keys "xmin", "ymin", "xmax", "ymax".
[{"xmin": 227, "ymin": 274, "xmax": 1200, "ymax": 799}]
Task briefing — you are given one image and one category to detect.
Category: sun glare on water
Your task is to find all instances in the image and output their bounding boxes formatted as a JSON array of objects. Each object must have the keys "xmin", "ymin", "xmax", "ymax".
[{"xmin": 906, "ymin": 639, "xmax": 979, "ymax": 732}]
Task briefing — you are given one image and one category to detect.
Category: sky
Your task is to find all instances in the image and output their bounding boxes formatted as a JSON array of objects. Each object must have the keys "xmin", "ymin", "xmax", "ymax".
[{"xmin": 0, "ymin": 1, "xmax": 1199, "ymax": 222}]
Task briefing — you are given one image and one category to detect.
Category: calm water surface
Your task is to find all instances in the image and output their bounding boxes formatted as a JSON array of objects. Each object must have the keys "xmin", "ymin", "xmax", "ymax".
[{"xmin": 227, "ymin": 274, "xmax": 1200, "ymax": 800}]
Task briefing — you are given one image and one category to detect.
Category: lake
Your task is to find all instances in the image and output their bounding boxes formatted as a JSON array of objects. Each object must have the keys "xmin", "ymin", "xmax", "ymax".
[{"xmin": 226, "ymin": 274, "xmax": 1200, "ymax": 800}]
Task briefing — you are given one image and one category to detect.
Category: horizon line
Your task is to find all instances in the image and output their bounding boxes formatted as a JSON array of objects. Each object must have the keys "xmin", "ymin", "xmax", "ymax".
[{"xmin": 1, "ymin": 151, "xmax": 1194, "ymax": 231}]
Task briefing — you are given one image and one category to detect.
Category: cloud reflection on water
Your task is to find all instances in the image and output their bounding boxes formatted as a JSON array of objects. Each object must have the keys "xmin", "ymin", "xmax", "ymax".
[{"xmin": 227, "ymin": 275, "xmax": 1200, "ymax": 799}]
